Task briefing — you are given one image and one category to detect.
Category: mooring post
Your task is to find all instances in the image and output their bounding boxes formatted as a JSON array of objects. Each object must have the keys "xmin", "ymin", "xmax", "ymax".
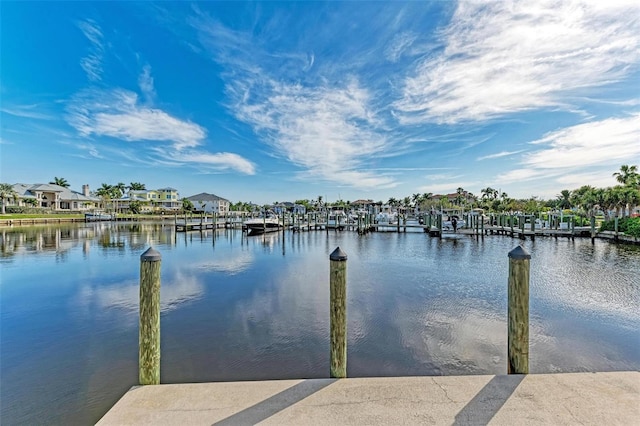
[
  {"xmin": 508, "ymin": 245, "xmax": 530, "ymax": 374},
  {"xmin": 329, "ymin": 247, "xmax": 348, "ymax": 378},
  {"xmin": 590, "ymin": 216, "xmax": 596, "ymax": 243},
  {"xmin": 139, "ymin": 247, "xmax": 161, "ymax": 385}
]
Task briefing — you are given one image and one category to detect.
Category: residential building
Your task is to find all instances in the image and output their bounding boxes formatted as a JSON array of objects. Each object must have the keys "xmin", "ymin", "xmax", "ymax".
[
  {"xmin": 114, "ymin": 187, "xmax": 181, "ymax": 212},
  {"xmin": 9, "ymin": 183, "xmax": 99, "ymax": 211},
  {"xmin": 184, "ymin": 193, "xmax": 230, "ymax": 214}
]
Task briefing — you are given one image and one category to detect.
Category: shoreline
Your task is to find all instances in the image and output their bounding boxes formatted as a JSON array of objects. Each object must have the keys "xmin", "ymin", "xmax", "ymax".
[{"xmin": 1, "ymin": 216, "xmax": 638, "ymax": 245}]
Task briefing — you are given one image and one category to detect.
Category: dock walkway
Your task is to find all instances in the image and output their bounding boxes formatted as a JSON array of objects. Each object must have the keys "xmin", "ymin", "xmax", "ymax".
[{"xmin": 98, "ymin": 371, "xmax": 638, "ymax": 425}]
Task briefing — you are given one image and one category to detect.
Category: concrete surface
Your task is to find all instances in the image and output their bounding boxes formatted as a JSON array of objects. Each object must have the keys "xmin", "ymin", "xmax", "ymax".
[{"xmin": 97, "ymin": 371, "xmax": 639, "ymax": 425}]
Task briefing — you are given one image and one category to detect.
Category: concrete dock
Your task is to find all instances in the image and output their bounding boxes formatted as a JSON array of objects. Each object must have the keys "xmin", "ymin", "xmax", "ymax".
[{"xmin": 97, "ymin": 371, "xmax": 638, "ymax": 425}]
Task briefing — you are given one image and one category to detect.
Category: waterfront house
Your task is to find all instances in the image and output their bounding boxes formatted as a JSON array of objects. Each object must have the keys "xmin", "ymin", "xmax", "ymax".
[
  {"xmin": 272, "ymin": 202, "xmax": 306, "ymax": 215},
  {"xmin": 9, "ymin": 183, "xmax": 99, "ymax": 211},
  {"xmin": 184, "ymin": 193, "xmax": 230, "ymax": 214},
  {"xmin": 114, "ymin": 187, "xmax": 181, "ymax": 213}
]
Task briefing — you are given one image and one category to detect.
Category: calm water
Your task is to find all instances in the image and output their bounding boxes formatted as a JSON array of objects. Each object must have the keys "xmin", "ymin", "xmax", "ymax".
[{"xmin": 1, "ymin": 222, "xmax": 639, "ymax": 424}]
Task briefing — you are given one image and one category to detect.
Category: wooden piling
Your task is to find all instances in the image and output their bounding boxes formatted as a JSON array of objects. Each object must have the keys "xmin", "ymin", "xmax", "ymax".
[
  {"xmin": 591, "ymin": 216, "xmax": 596, "ymax": 243},
  {"xmin": 508, "ymin": 245, "xmax": 530, "ymax": 375},
  {"xmin": 329, "ymin": 247, "xmax": 348, "ymax": 378},
  {"xmin": 139, "ymin": 247, "xmax": 161, "ymax": 385}
]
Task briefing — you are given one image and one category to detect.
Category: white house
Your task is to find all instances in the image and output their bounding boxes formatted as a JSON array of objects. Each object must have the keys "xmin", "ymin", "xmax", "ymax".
[
  {"xmin": 184, "ymin": 193, "xmax": 230, "ymax": 214},
  {"xmin": 9, "ymin": 183, "xmax": 99, "ymax": 211}
]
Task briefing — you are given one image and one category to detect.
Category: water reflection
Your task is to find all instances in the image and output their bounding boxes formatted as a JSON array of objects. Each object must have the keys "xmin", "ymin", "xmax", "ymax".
[
  {"xmin": 74, "ymin": 269, "xmax": 205, "ymax": 318},
  {"xmin": 0, "ymin": 225, "xmax": 638, "ymax": 425},
  {"xmin": 0, "ymin": 222, "xmax": 176, "ymax": 262}
]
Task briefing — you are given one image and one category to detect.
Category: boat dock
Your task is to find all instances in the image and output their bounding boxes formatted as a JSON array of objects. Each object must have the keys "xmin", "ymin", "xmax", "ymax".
[{"xmin": 98, "ymin": 371, "xmax": 638, "ymax": 425}]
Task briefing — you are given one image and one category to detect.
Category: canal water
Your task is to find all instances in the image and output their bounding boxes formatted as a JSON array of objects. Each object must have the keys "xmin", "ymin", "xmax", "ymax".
[{"xmin": 1, "ymin": 223, "xmax": 638, "ymax": 424}]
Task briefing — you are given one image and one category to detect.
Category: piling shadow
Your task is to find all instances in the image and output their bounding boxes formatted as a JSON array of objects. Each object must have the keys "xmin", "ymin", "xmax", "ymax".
[
  {"xmin": 213, "ymin": 378, "xmax": 335, "ymax": 426},
  {"xmin": 453, "ymin": 375, "xmax": 524, "ymax": 426}
]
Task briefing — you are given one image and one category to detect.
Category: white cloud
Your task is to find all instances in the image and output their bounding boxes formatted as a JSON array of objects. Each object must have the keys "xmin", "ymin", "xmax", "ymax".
[
  {"xmin": 525, "ymin": 113, "xmax": 640, "ymax": 169},
  {"xmin": 78, "ymin": 19, "xmax": 104, "ymax": 82},
  {"xmin": 495, "ymin": 113, "xmax": 640, "ymax": 193},
  {"xmin": 67, "ymin": 88, "xmax": 206, "ymax": 150},
  {"xmin": 192, "ymin": 14, "xmax": 400, "ymax": 189},
  {"xmin": 172, "ymin": 151, "xmax": 256, "ymax": 175},
  {"xmin": 231, "ymin": 78, "xmax": 397, "ymax": 188},
  {"xmin": 66, "ymin": 88, "xmax": 256, "ymax": 175},
  {"xmin": 138, "ymin": 64, "xmax": 156, "ymax": 102},
  {"xmin": 1, "ymin": 104, "xmax": 52, "ymax": 120},
  {"xmin": 477, "ymin": 150, "xmax": 524, "ymax": 161},
  {"xmin": 385, "ymin": 31, "xmax": 417, "ymax": 62},
  {"xmin": 394, "ymin": 0, "xmax": 640, "ymax": 124}
]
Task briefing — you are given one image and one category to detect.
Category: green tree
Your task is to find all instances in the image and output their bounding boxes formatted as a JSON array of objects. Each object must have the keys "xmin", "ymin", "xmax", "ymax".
[
  {"xmin": 50, "ymin": 177, "xmax": 70, "ymax": 188},
  {"xmin": 128, "ymin": 182, "xmax": 146, "ymax": 190},
  {"xmin": 113, "ymin": 182, "xmax": 126, "ymax": 198},
  {"xmin": 129, "ymin": 200, "xmax": 142, "ymax": 214},
  {"xmin": 23, "ymin": 198, "xmax": 38, "ymax": 207},
  {"xmin": 613, "ymin": 164, "xmax": 639, "ymax": 187},
  {"xmin": 182, "ymin": 198, "xmax": 194, "ymax": 212},
  {"xmin": 556, "ymin": 189, "xmax": 572, "ymax": 209},
  {"xmin": 0, "ymin": 183, "xmax": 17, "ymax": 214},
  {"xmin": 96, "ymin": 183, "xmax": 114, "ymax": 211}
]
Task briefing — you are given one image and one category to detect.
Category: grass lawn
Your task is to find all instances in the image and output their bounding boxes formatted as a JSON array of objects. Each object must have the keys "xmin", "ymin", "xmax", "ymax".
[{"xmin": 0, "ymin": 213, "xmax": 85, "ymax": 219}]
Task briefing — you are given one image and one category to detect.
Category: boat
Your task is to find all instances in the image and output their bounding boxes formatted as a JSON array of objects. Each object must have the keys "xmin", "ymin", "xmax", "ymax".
[
  {"xmin": 243, "ymin": 212, "xmax": 283, "ymax": 235},
  {"xmin": 326, "ymin": 210, "xmax": 348, "ymax": 230},
  {"xmin": 375, "ymin": 211, "xmax": 397, "ymax": 224},
  {"xmin": 441, "ymin": 208, "xmax": 466, "ymax": 232},
  {"xmin": 85, "ymin": 211, "xmax": 113, "ymax": 222}
]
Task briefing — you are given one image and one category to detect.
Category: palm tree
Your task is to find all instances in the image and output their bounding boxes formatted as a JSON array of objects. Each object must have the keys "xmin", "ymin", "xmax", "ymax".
[
  {"xmin": 556, "ymin": 190, "xmax": 572, "ymax": 209},
  {"xmin": 128, "ymin": 182, "xmax": 146, "ymax": 191},
  {"xmin": 0, "ymin": 183, "xmax": 17, "ymax": 214},
  {"xmin": 113, "ymin": 182, "xmax": 126, "ymax": 198},
  {"xmin": 481, "ymin": 187, "xmax": 498, "ymax": 200},
  {"xmin": 613, "ymin": 165, "xmax": 639, "ymax": 187},
  {"xmin": 96, "ymin": 183, "xmax": 114, "ymax": 211},
  {"xmin": 50, "ymin": 177, "xmax": 70, "ymax": 188}
]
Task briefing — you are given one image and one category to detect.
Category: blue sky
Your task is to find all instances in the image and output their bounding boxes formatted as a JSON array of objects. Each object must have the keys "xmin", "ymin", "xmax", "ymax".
[{"xmin": 2, "ymin": 1, "xmax": 639, "ymax": 204}]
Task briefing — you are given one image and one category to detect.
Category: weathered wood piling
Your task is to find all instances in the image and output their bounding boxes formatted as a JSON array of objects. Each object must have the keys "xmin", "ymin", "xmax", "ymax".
[
  {"xmin": 508, "ymin": 245, "xmax": 530, "ymax": 374},
  {"xmin": 329, "ymin": 247, "xmax": 348, "ymax": 378},
  {"xmin": 139, "ymin": 247, "xmax": 161, "ymax": 385}
]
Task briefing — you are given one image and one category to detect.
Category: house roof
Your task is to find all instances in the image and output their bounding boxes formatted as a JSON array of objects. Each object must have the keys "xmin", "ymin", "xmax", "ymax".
[
  {"xmin": 12, "ymin": 183, "xmax": 99, "ymax": 202},
  {"xmin": 157, "ymin": 187, "xmax": 178, "ymax": 191},
  {"xmin": 185, "ymin": 192, "xmax": 229, "ymax": 202}
]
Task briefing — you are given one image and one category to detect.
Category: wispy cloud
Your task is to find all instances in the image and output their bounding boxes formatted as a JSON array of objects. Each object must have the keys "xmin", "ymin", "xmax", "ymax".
[
  {"xmin": 67, "ymin": 88, "xmax": 206, "ymax": 150},
  {"xmin": 496, "ymin": 113, "xmax": 640, "ymax": 186},
  {"xmin": 65, "ymin": 88, "xmax": 256, "ymax": 174},
  {"xmin": 193, "ymin": 14, "xmax": 399, "ymax": 189},
  {"xmin": 171, "ymin": 151, "xmax": 256, "ymax": 175},
  {"xmin": 1, "ymin": 104, "xmax": 52, "ymax": 120},
  {"xmin": 477, "ymin": 150, "xmax": 524, "ymax": 161},
  {"xmin": 394, "ymin": 1, "xmax": 640, "ymax": 124},
  {"xmin": 525, "ymin": 113, "xmax": 640, "ymax": 170},
  {"xmin": 78, "ymin": 19, "xmax": 104, "ymax": 82},
  {"xmin": 138, "ymin": 64, "xmax": 156, "ymax": 103},
  {"xmin": 231, "ymin": 78, "xmax": 396, "ymax": 188},
  {"xmin": 385, "ymin": 31, "xmax": 417, "ymax": 62}
]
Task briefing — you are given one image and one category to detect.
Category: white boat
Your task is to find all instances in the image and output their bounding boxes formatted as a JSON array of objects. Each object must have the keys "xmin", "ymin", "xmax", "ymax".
[
  {"xmin": 244, "ymin": 213, "xmax": 282, "ymax": 235},
  {"xmin": 442, "ymin": 214, "xmax": 465, "ymax": 232},
  {"xmin": 85, "ymin": 211, "xmax": 113, "ymax": 222},
  {"xmin": 326, "ymin": 210, "xmax": 348, "ymax": 230},
  {"xmin": 375, "ymin": 212, "xmax": 397, "ymax": 224}
]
